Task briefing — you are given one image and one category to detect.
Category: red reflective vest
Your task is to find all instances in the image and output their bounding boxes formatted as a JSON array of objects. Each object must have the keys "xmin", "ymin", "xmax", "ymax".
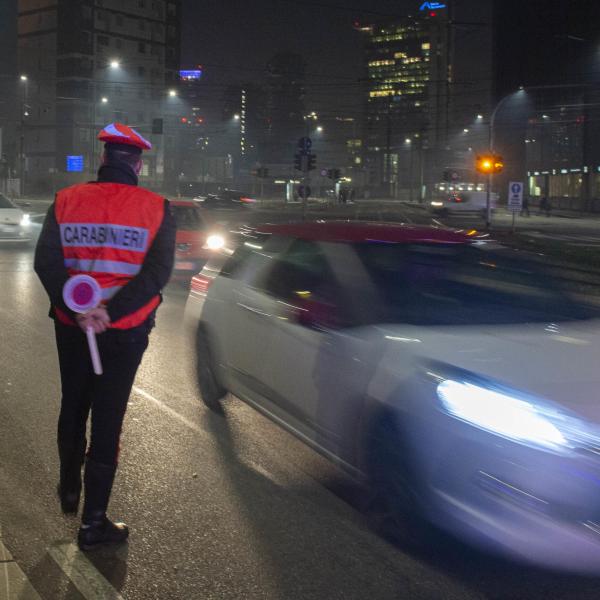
[{"xmin": 54, "ymin": 182, "xmax": 165, "ymax": 329}]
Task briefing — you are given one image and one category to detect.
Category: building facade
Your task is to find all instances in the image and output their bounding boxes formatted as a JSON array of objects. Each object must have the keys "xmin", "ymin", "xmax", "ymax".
[
  {"xmin": 0, "ymin": 0, "xmax": 19, "ymax": 193},
  {"xmin": 17, "ymin": 0, "xmax": 181, "ymax": 194},
  {"xmin": 492, "ymin": 0, "xmax": 600, "ymax": 211},
  {"xmin": 358, "ymin": 1, "xmax": 494, "ymax": 199}
]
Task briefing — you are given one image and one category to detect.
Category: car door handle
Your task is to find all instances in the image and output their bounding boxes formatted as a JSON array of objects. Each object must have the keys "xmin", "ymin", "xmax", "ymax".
[{"xmin": 237, "ymin": 302, "xmax": 271, "ymax": 318}]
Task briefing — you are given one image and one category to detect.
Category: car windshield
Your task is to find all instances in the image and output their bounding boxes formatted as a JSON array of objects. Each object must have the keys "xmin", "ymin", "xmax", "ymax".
[
  {"xmin": 0, "ymin": 194, "xmax": 15, "ymax": 209},
  {"xmin": 171, "ymin": 206, "xmax": 204, "ymax": 230},
  {"xmin": 355, "ymin": 242, "xmax": 600, "ymax": 326}
]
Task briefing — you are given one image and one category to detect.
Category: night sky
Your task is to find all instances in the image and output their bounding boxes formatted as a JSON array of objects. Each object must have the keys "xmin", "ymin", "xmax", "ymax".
[{"xmin": 182, "ymin": 0, "xmax": 414, "ymax": 116}]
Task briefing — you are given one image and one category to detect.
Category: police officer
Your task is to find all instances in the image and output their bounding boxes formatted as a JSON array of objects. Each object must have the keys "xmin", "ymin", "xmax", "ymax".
[{"xmin": 34, "ymin": 123, "xmax": 175, "ymax": 550}]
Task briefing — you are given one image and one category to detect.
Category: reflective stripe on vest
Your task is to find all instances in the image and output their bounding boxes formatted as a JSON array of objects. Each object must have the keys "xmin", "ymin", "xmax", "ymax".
[
  {"xmin": 64, "ymin": 258, "xmax": 142, "ymax": 276},
  {"xmin": 54, "ymin": 182, "xmax": 165, "ymax": 330}
]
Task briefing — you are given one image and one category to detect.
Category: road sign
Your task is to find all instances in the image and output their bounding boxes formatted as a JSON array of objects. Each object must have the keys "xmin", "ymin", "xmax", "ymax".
[
  {"xmin": 298, "ymin": 185, "xmax": 311, "ymax": 199},
  {"xmin": 298, "ymin": 137, "xmax": 312, "ymax": 152},
  {"xmin": 507, "ymin": 181, "xmax": 524, "ymax": 212},
  {"xmin": 66, "ymin": 155, "xmax": 84, "ymax": 172}
]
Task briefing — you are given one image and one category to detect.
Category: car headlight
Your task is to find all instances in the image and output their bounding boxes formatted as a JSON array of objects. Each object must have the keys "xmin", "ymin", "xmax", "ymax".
[
  {"xmin": 205, "ymin": 234, "xmax": 225, "ymax": 250},
  {"xmin": 430, "ymin": 201, "xmax": 444, "ymax": 207},
  {"xmin": 436, "ymin": 379, "xmax": 590, "ymax": 452},
  {"xmin": 20, "ymin": 213, "xmax": 31, "ymax": 227}
]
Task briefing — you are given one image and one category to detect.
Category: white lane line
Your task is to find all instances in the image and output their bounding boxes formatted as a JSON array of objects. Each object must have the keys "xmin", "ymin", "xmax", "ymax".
[
  {"xmin": 131, "ymin": 386, "xmax": 286, "ymax": 487},
  {"xmin": 48, "ymin": 543, "xmax": 124, "ymax": 600},
  {"xmin": 132, "ymin": 385, "xmax": 208, "ymax": 440}
]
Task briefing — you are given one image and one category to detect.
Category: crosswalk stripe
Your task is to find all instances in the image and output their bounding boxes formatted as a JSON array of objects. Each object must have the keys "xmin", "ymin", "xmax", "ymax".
[{"xmin": 48, "ymin": 543, "xmax": 124, "ymax": 600}]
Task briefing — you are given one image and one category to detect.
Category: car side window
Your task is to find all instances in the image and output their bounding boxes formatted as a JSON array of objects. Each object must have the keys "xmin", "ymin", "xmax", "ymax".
[{"xmin": 260, "ymin": 240, "xmax": 326, "ymax": 298}]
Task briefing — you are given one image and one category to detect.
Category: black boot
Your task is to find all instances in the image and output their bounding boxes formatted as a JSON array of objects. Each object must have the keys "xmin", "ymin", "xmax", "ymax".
[
  {"xmin": 57, "ymin": 440, "xmax": 86, "ymax": 515},
  {"xmin": 78, "ymin": 459, "xmax": 129, "ymax": 551}
]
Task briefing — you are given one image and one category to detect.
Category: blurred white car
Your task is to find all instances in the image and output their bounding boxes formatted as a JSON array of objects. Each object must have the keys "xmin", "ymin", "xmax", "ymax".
[
  {"xmin": 187, "ymin": 221, "xmax": 600, "ymax": 572},
  {"xmin": 0, "ymin": 193, "xmax": 32, "ymax": 243},
  {"xmin": 430, "ymin": 191, "xmax": 498, "ymax": 216}
]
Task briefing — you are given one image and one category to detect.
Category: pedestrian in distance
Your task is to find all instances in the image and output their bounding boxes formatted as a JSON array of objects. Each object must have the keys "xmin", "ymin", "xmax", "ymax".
[
  {"xmin": 34, "ymin": 123, "xmax": 176, "ymax": 551},
  {"xmin": 521, "ymin": 195, "xmax": 530, "ymax": 217}
]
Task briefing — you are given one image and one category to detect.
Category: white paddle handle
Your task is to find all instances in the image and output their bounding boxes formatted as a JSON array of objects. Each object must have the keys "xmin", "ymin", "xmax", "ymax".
[{"xmin": 86, "ymin": 326, "xmax": 103, "ymax": 375}]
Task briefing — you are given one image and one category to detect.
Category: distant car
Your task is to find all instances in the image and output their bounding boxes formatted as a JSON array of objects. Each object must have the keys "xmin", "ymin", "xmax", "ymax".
[
  {"xmin": 194, "ymin": 189, "xmax": 256, "ymax": 209},
  {"xmin": 430, "ymin": 191, "xmax": 498, "ymax": 216},
  {"xmin": 0, "ymin": 193, "xmax": 32, "ymax": 243},
  {"xmin": 170, "ymin": 200, "xmax": 226, "ymax": 279},
  {"xmin": 187, "ymin": 220, "xmax": 600, "ymax": 573}
]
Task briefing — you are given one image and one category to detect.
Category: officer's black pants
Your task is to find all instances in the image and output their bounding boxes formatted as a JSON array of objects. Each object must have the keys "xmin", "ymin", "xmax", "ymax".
[{"xmin": 54, "ymin": 322, "xmax": 149, "ymax": 467}]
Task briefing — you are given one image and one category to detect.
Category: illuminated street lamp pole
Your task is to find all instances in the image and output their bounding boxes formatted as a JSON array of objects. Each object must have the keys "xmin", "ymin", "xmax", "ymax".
[
  {"xmin": 19, "ymin": 75, "xmax": 28, "ymax": 196},
  {"xmin": 485, "ymin": 83, "xmax": 592, "ymax": 227},
  {"xmin": 89, "ymin": 60, "xmax": 121, "ymax": 174}
]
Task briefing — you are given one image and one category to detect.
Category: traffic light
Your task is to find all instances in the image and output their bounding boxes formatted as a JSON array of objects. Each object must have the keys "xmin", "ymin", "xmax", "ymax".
[
  {"xmin": 476, "ymin": 154, "xmax": 504, "ymax": 174},
  {"xmin": 294, "ymin": 153, "xmax": 303, "ymax": 171},
  {"xmin": 307, "ymin": 153, "xmax": 316, "ymax": 171},
  {"xmin": 327, "ymin": 168, "xmax": 341, "ymax": 180}
]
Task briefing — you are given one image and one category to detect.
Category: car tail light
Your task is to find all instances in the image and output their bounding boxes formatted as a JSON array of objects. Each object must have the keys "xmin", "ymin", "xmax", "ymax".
[
  {"xmin": 453, "ymin": 196, "xmax": 463, "ymax": 203},
  {"xmin": 240, "ymin": 196, "xmax": 256, "ymax": 204},
  {"xmin": 190, "ymin": 273, "xmax": 213, "ymax": 295}
]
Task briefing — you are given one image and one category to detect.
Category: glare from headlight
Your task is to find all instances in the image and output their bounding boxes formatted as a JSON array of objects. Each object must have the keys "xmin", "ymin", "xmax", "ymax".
[
  {"xmin": 205, "ymin": 234, "xmax": 225, "ymax": 250},
  {"xmin": 437, "ymin": 380, "xmax": 567, "ymax": 450},
  {"xmin": 430, "ymin": 201, "xmax": 444, "ymax": 207},
  {"xmin": 20, "ymin": 213, "xmax": 31, "ymax": 227}
]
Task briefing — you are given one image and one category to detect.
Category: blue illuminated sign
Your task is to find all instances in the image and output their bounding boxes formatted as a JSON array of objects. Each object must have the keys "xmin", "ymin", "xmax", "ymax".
[
  {"xmin": 420, "ymin": 1, "xmax": 446, "ymax": 10},
  {"xmin": 179, "ymin": 69, "xmax": 203, "ymax": 81},
  {"xmin": 66, "ymin": 155, "xmax": 84, "ymax": 172}
]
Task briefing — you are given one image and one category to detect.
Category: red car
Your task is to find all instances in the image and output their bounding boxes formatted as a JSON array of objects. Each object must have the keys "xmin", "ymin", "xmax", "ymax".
[{"xmin": 170, "ymin": 200, "xmax": 225, "ymax": 280}]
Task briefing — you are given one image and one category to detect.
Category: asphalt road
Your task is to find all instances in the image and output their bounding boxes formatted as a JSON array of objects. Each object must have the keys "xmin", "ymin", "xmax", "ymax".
[{"xmin": 2, "ymin": 215, "xmax": 600, "ymax": 599}]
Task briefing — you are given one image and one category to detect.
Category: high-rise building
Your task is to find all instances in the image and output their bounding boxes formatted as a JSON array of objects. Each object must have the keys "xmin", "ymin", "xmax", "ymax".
[
  {"xmin": 0, "ymin": 0, "xmax": 18, "ymax": 191},
  {"xmin": 358, "ymin": 1, "xmax": 493, "ymax": 198},
  {"xmin": 17, "ymin": 0, "xmax": 181, "ymax": 193},
  {"xmin": 263, "ymin": 52, "xmax": 306, "ymax": 163}
]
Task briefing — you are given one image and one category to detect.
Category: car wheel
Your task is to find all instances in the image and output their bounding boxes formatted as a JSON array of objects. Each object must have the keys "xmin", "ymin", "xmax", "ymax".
[
  {"xmin": 364, "ymin": 410, "xmax": 430, "ymax": 546},
  {"xmin": 195, "ymin": 323, "xmax": 227, "ymax": 412}
]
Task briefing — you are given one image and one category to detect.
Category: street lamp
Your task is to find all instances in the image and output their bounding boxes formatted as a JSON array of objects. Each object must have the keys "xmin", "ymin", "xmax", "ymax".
[
  {"xmin": 101, "ymin": 97, "xmax": 108, "ymax": 104},
  {"xmin": 316, "ymin": 125, "xmax": 323, "ymax": 133},
  {"xmin": 19, "ymin": 74, "xmax": 30, "ymax": 196}
]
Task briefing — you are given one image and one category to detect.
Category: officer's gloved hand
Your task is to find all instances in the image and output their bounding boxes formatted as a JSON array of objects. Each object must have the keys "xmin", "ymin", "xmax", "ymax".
[{"xmin": 76, "ymin": 307, "xmax": 111, "ymax": 334}]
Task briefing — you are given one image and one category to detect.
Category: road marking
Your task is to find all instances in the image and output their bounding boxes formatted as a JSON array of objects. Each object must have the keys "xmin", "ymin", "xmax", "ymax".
[
  {"xmin": 0, "ymin": 527, "xmax": 42, "ymax": 600},
  {"xmin": 131, "ymin": 386, "xmax": 287, "ymax": 487},
  {"xmin": 132, "ymin": 385, "xmax": 207, "ymax": 438},
  {"xmin": 48, "ymin": 543, "xmax": 124, "ymax": 600}
]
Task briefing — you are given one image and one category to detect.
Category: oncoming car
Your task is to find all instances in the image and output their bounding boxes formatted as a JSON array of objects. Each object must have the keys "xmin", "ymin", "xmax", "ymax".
[
  {"xmin": 170, "ymin": 200, "xmax": 226, "ymax": 280},
  {"xmin": 0, "ymin": 193, "xmax": 32, "ymax": 243},
  {"xmin": 186, "ymin": 221, "xmax": 600, "ymax": 572},
  {"xmin": 430, "ymin": 191, "xmax": 498, "ymax": 216}
]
